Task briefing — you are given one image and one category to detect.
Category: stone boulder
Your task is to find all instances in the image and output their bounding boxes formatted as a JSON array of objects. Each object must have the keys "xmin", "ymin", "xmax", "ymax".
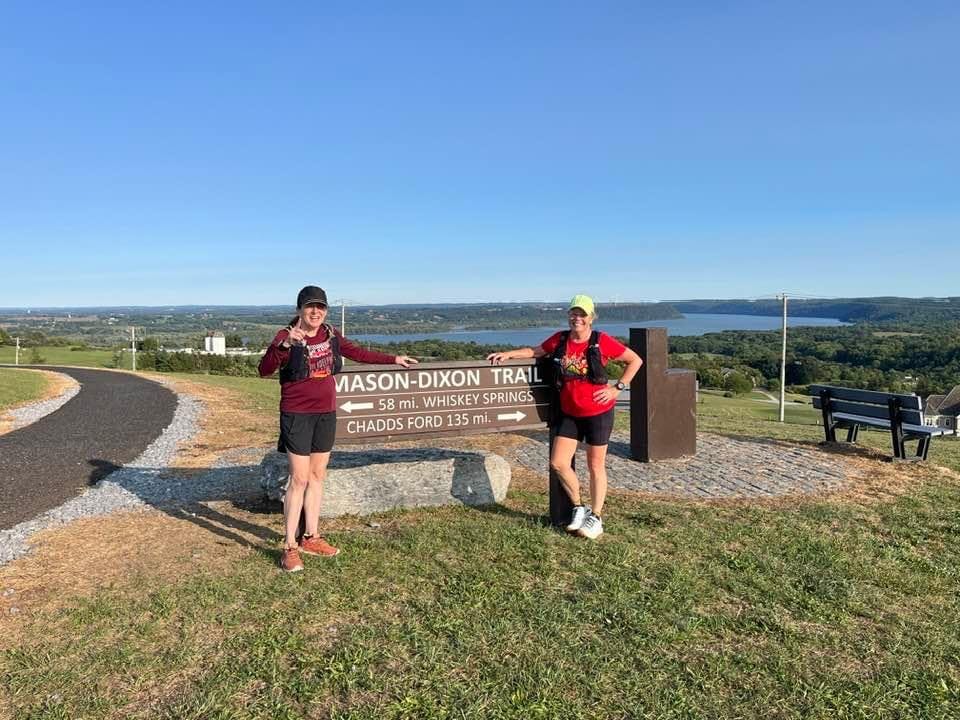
[{"xmin": 260, "ymin": 447, "xmax": 511, "ymax": 517}]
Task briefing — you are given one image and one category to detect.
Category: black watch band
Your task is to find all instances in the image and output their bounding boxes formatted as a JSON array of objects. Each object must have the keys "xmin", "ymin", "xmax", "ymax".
[{"xmin": 614, "ymin": 380, "xmax": 627, "ymax": 391}]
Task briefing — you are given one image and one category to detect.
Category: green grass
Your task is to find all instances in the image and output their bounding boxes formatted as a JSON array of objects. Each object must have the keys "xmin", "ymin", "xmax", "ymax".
[
  {"xmin": 698, "ymin": 388, "xmax": 820, "ymax": 427},
  {"xmin": 3, "ymin": 379, "xmax": 960, "ymax": 718},
  {"xmin": 0, "ymin": 368, "xmax": 50, "ymax": 413},
  {"xmin": 0, "ymin": 345, "xmax": 127, "ymax": 369}
]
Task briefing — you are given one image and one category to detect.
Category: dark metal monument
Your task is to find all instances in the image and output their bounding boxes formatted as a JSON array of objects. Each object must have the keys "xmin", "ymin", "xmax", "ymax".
[{"xmin": 629, "ymin": 327, "xmax": 697, "ymax": 461}]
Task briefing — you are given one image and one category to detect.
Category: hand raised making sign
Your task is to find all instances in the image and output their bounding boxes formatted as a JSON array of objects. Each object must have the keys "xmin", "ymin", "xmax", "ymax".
[{"xmin": 334, "ymin": 360, "xmax": 552, "ymax": 442}]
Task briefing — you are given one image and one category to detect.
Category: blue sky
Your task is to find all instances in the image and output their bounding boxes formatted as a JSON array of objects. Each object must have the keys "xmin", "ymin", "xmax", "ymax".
[{"xmin": 1, "ymin": 1, "xmax": 957, "ymax": 307}]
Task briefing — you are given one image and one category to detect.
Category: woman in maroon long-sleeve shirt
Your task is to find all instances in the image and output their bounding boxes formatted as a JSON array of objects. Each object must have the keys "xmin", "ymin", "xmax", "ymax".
[{"xmin": 259, "ymin": 285, "xmax": 417, "ymax": 572}]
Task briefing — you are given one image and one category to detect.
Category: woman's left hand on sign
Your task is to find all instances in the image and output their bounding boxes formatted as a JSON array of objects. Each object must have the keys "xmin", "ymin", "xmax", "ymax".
[{"xmin": 394, "ymin": 355, "xmax": 419, "ymax": 368}]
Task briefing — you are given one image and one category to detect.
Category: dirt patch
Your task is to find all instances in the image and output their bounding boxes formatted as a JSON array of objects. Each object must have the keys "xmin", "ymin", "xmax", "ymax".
[
  {"xmin": 0, "ymin": 503, "xmax": 282, "ymax": 649},
  {"xmin": 0, "ymin": 369, "xmax": 78, "ymax": 436}
]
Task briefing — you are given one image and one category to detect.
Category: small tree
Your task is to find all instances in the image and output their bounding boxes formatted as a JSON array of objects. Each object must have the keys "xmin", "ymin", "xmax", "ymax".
[
  {"xmin": 724, "ymin": 371, "xmax": 753, "ymax": 395},
  {"xmin": 140, "ymin": 336, "xmax": 160, "ymax": 352},
  {"xmin": 28, "ymin": 347, "xmax": 46, "ymax": 364}
]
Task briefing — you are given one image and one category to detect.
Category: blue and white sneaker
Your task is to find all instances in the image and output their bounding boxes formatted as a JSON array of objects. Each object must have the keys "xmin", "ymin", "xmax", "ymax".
[
  {"xmin": 578, "ymin": 514, "xmax": 604, "ymax": 540},
  {"xmin": 566, "ymin": 505, "xmax": 591, "ymax": 533}
]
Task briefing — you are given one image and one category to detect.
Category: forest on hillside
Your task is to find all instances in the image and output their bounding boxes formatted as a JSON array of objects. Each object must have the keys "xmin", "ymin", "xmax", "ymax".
[
  {"xmin": 671, "ymin": 297, "xmax": 960, "ymax": 326},
  {"xmin": 667, "ymin": 325, "xmax": 960, "ymax": 396}
]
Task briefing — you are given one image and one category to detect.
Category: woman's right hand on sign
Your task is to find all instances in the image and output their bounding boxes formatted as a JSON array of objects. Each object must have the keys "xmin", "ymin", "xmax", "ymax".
[{"xmin": 487, "ymin": 352, "xmax": 509, "ymax": 365}]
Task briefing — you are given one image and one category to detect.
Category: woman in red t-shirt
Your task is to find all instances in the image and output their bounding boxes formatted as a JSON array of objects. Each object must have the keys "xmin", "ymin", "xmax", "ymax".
[{"xmin": 487, "ymin": 294, "xmax": 642, "ymax": 539}]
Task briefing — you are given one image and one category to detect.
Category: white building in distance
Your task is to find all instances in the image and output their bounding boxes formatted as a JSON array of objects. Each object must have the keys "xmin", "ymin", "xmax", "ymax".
[{"xmin": 204, "ymin": 331, "xmax": 226, "ymax": 355}]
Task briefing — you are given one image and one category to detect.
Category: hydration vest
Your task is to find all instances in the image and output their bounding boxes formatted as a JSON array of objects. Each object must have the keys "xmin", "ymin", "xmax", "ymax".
[
  {"xmin": 550, "ymin": 330, "xmax": 608, "ymax": 388},
  {"xmin": 279, "ymin": 322, "xmax": 342, "ymax": 384}
]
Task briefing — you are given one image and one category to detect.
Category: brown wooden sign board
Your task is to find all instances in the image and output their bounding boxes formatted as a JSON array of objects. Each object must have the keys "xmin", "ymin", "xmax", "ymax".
[{"xmin": 333, "ymin": 360, "xmax": 552, "ymax": 443}]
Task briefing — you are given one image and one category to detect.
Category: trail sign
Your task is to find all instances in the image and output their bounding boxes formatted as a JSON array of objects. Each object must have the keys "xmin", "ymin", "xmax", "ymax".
[{"xmin": 334, "ymin": 360, "xmax": 551, "ymax": 443}]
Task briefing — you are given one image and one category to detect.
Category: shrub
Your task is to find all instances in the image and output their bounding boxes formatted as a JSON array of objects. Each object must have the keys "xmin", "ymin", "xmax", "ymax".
[{"xmin": 723, "ymin": 370, "xmax": 754, "ymax": 395}]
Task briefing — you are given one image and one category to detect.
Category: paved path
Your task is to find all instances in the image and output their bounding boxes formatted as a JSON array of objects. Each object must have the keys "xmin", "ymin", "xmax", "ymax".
[
  {"xmin": 513, "ymin": 430, "xmax": 848, "ymax": 498},
  {"xmin": 0, "ymin": 367, "xmax": 176, "ymax": 529}
]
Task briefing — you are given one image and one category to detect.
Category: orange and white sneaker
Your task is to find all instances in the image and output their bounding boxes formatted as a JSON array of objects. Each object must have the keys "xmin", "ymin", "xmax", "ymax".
[
  {"xmin": 300, "ymin": 534, "xmax": 340, "ymax": 557},
  {"xmin": 279, "ymin": 546, "xmax": 304, "ymax": 572}
]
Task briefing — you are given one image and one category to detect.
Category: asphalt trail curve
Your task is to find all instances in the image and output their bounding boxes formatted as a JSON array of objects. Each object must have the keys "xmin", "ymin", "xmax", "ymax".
[{"xmin": 0, "ymin": 367, "xmax": 177, "ymax": 530}]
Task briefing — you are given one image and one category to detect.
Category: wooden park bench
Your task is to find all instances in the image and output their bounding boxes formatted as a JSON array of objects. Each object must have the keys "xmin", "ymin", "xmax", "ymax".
[{"xmin": 810, "ymin": 384, "xmax": 948, "ymax": 462}]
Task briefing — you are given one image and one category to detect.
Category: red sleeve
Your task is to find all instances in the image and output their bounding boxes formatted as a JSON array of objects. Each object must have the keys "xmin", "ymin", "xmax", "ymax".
[
  {"xmin": 258, "ymin": 329, "xmax": 292, "ymax": 377},
  {"xmin": 598, "ymin": 332, "xmax": 627, "ymax": 362},
  {"xmin": 337, "ymin": 331, "xmax": 396, "ymax": 365},
  {"xmin": 540, "ymin": 331, "xmax": 563, "ymax": 355}
]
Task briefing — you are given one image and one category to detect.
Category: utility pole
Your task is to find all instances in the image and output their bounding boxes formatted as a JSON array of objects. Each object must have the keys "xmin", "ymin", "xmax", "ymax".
[
  {"xmin": 779, "ymin": 293, "xmax": 788, "ymax": 423},
  {"xmin": 130, "ymin": 326, "xmax": 137, "ymax": 372},
  {"xmin": 333, "ymin": 298, "xmax": 350, "ymax": 336},
  {"xmin": 14, "ymin": 337, "xmax": 20, "ymax": 366}
]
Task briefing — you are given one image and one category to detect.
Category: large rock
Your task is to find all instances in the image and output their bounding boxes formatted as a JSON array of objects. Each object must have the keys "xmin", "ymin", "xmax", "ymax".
[{"xmin": 260, "ymin": 447, "xmax": 511, "ymax": 517}]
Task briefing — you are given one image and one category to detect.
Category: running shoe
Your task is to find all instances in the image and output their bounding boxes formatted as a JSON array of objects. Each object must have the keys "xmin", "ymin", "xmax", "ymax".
[
  {"xmin": 300, "ymin": 535, "xmax": 340, "ymax": 557},
  {"xmin": 566, "ymin": 504, "xmax": 591, "ymax": 533},
  {"xmin": 578, "ymin": 514, "xmax": 603, "ymax": 539},
  {"xmin": 280, "ymin": 546, "xmax": 304, "ymax": 572}
]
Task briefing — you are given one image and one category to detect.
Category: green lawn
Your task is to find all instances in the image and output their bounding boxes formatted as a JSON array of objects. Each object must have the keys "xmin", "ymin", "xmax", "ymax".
[
  {"xmin": 0, "ymin": 345, "xmax": 127, "ymax": 369},
  {"xmin": 3, "ymin": 376, "xmax": 960, "ymax": 718},
  {"xmin": 699, "ymin": 388, "xmax": 820, "ymax": 426},
  {"xmin": 0, "ymin": 368, "xmax": 50, "ymax": 413}
]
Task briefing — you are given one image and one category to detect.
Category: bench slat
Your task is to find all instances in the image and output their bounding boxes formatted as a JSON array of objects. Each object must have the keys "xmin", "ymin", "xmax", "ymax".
[
  {"xmin": 809, "ymin": 384, "xmax": 922, "ymax": 410},
  {"xmin": 832, "ymin": 412, "xmax": 948, "ymax": 437},
  {"xmin": 812, "ymin": 397, "xmax": 923, "ymax": 425}
]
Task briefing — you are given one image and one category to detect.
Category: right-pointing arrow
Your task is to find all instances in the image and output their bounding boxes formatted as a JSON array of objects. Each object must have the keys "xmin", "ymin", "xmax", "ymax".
[{"xmin": 496, "ymin": 411, "xmax": 526, "ymax": 422}]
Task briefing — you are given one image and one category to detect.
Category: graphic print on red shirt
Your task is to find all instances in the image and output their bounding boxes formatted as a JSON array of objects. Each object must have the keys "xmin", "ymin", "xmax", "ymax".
[
  {"xmin": 540, "ymin": 331, "xmax": 627, "ymax": 418},
  {"xmin": 308, "ymin": 338, "xmax": 335, "ymax": 378}
]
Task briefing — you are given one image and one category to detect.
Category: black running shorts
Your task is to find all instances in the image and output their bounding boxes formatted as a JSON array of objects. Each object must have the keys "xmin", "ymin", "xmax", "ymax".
[
  {"xmin": 278, "ymin": 411, "xmax": 337, "ymax": 455},
  {"xmin": 555, "ymin": 407, "xmax": 615, "ymax": 446}
]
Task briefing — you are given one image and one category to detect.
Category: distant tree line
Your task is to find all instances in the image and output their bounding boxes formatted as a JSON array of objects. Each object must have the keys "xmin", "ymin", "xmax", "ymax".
[
  {"xmin": 671, "ymin": 297, "xmax": 960, "ymax": 326},
  {"xmin": 669, "ymin": 325, "xmax": 960, "ymax": 395}
]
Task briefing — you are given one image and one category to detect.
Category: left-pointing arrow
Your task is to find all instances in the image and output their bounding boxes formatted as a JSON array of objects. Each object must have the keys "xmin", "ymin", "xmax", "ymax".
[{"xmin": 341, "ymin": 401, "xmax": 374, "ymax": 413}]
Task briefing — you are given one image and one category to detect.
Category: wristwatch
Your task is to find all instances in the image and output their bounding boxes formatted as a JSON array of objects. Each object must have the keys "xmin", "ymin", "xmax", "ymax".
[{"xmin": 613, "ymin": 380, "xmax": 627, "ymax": 391}]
